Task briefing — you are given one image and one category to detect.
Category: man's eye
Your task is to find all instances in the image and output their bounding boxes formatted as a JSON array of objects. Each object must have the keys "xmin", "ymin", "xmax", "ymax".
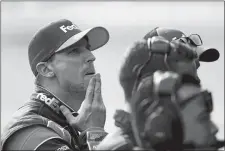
[
  {"xmin": 86, "ymin": 44, "xmax": 91, "ymax": 50},
  {"xmin": 68, "ymin": 49, "xmax": 79, "ymax": 54}
]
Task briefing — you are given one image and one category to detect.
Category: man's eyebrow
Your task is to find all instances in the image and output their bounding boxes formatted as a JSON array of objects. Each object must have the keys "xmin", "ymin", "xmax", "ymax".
[{"xmin": 86, "ymin": 43, "xmax": 91, "ymax": 50}]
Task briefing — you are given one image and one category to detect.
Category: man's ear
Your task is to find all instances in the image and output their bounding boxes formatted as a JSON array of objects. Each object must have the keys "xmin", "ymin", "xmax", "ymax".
[{"xmin": 36, "ymin": 62, "xmax": 55, "ymax": 78}]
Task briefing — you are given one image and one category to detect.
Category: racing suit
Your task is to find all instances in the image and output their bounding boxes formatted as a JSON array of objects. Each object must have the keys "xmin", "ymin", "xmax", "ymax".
[{"xmin": 1, "ymin": 86, "xmax": 107, "ymax": 150}]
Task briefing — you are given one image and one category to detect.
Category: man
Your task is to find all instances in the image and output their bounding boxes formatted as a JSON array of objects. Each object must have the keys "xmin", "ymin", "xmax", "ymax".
[
  {"xmin": 130, "ymin": 69, "xmax": 222, "ymax": 151},
  {"xmin": 1, "ymin": 19, "xmax": 109, "ymax": 150},
  {"xmin": 97, "ymin": 28, "xmax": 224, "ymax": 150},
  {"xmin": 119, "ymin": 27, "xmax": 220, "ymax": 102}
]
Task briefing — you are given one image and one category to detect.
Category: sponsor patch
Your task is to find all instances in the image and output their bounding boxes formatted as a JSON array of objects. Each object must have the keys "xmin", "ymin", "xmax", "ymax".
[
  {"xmin": 36, "ymin": 93, "xmax": 60, "ymax": 114},
  {"xmin": 56, "ymin": 145, "xmax": 70, "ymax": 151}
]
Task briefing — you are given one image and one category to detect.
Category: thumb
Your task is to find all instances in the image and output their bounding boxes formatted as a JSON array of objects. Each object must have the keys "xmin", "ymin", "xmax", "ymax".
[
  {"xmin": 60, "ymin": 105, "xmax": 75, "ymax": 123},
  {"xmin": 77, "ymin": 99, "xmax": 87, "ymax": 114}
]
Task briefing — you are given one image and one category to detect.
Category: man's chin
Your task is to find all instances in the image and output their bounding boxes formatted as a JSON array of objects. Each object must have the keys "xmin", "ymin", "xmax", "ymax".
[{"xmin": 67, "ymin": 83, "xmax": 87, "ymax": 102}]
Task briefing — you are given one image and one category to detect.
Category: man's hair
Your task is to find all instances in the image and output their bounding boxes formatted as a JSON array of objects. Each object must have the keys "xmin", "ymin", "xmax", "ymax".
[
  {"xmin": 119, "ymin": 41, "xmax": 169, "ymax": 101},
  {"xmin": 35, "ymin": 75, "xmax": 41, "ymax": 86}
]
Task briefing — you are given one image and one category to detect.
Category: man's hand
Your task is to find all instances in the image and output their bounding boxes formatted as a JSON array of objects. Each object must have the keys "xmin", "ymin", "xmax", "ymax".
[
  {"xmin": 60, "ymin": 74, "xmax": 106, "ymax": 132},
  {"xmin": 114, "ymin": 109, "xmax": 132, "ymax": 134},
  {"xmin": 96, "ymin": 129, "xmax": 133, "ymax": 150}
]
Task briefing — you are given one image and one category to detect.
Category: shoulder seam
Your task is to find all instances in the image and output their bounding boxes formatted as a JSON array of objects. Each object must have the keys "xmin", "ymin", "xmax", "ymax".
[
  {"xmin": 34, "ymin": 136, "xmax": 62, "ymax": 151},
  {"xmin": 20, "ymin": 127, "xmax": 43, "ymax": 150}
]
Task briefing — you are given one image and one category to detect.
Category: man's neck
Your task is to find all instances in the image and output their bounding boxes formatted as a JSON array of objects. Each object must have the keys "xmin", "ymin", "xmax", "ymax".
[{"xmin": 39, "ymin": 81, "xmax": 85, "ymax": 112}]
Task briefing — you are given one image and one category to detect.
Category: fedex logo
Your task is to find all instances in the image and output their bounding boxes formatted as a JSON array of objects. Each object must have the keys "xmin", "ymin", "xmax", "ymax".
[
  {"xmin": 60, "ymin": 24, "xmax": 79, "ymax": 33},
  {"xmin": 36, "ymin": 93, "xmax": 60, "ymax": 113},
  {"xmin": 37, "ymin": 93, "xmax": 54, "ymax": 103}
]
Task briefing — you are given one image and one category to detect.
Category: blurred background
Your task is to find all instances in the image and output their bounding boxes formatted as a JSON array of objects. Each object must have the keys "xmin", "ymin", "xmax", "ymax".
[{"xmin": 1, "ymin": 1, "xmax": 224, "ymax": 141}]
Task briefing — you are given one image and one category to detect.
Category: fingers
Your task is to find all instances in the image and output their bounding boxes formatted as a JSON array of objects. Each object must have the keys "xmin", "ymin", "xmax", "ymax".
[
  {"xmin": 114, "ymin": 120, "xmax": 123, "ymax": 128},
  {"xmin": 114, "ymin": 110, "xmax": 130, "ymax": 121},
  {"xmin": 171, "ymin": 40, "xmax": 197, "ymax": 60},
  {"xmin": 60, "ymin": 105, "xmax": 74, "ymax": 124},
  {"xmin": 149, "ymin": 36, "xmax": 171, "ymax": 53},
  {"xmin": 93, "ymin": 73, "xmax": 102, "ymax": 104},
  {"xmin": 93, "ymin": 74, "xmax": 106, "ymax": 115},
  {"xmin": 114, "ymin": 110, "xmax": 124, "ymax": 122},
  {"xmin": 84, "ymin": 76, "xmax": 96, "ymax": 105}
]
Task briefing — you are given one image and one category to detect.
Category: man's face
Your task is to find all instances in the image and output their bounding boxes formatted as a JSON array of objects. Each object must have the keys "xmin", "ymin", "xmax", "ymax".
[
  {"xmin": 170, "ymin": 59, "xmax": 199, "ymax": 78},
  {"xmin": 181, "ymin": 97, "xmax": 219, "ymax": 150},
  {"xmin": 169, "ymin": 38, "xmax": 200, "ymax": 79},
  {"xmin": 51, "ymin": 38, "xmax": 96, "ymax": 92}
]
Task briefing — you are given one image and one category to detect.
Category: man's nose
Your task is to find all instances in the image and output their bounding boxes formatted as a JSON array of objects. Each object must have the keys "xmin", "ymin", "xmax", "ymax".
[
  {"xmin": 211, "ymin": 121, "xmax": 219, "ymax": 135},
  {"xmin": 86, "ymin": 51, "xmax": 96, "ymax": 63}
]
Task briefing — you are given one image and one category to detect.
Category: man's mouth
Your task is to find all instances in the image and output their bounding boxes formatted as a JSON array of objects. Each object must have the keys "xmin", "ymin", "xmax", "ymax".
[{"xmin": 85, "ymin": 71, "xmax": 96, "ymax": 76}]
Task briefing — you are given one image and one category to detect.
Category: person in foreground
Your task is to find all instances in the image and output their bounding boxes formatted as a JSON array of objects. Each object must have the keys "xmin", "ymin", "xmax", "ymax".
[
  {"xmin": 1, "ymin": 19, "xmax": 110, "ymax": 151},
  {"xmin": 96, "ymin": 28, "xmax": 224, "ymax": 151}
]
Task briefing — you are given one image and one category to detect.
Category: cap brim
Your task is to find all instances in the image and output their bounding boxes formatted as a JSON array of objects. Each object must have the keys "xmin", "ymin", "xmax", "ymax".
[
  {"xmin": 55, "ymin": 26, "xmax": 109, "ymax": 52},
  {"xmin": 196, "ymin": 46, "xmax": 220, "ymax": 62}
]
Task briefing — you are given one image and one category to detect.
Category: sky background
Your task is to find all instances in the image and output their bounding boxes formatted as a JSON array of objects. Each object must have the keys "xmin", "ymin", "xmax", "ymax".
[{"xmin": 1, "ymin": 1, "xmax": 224, "ymax": 140}]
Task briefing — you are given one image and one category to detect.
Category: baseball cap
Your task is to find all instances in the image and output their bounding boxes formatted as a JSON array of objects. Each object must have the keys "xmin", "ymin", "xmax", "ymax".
[
  {"xmin": 143, "ymin": 27, "xmax": 220, "ymax": 62},
  {"xmin": 28, "ymin": 19, "xmax": 109, "ymax": 76}
]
